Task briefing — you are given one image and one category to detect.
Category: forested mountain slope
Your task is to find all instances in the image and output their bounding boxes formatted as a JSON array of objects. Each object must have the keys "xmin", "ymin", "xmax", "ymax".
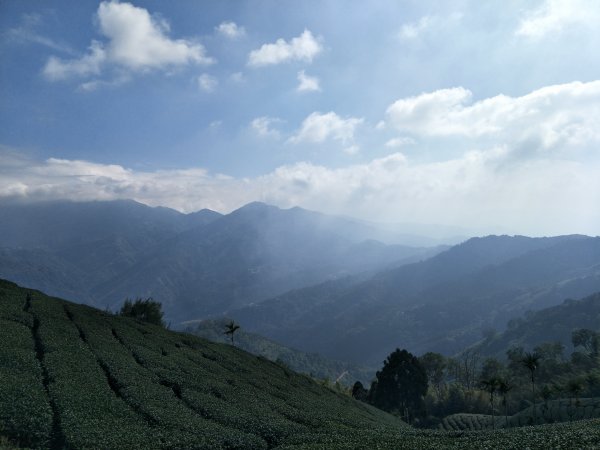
[
  {"xmin": 0, "ymin": 200, "xmax": 440, "ymax": 322},
  {"xmin": 228, "ymin": 235, "xmax": 600, "ymax": 365},
  {"xmin": 474, "ymin": 291, "xmax": 600, "ymax": 358}
]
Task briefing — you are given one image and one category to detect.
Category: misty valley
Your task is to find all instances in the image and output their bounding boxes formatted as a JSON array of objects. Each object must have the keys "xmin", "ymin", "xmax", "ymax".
[{"xmin": 1, "ymin": 199, "xmax": 600, "ymax": 448}]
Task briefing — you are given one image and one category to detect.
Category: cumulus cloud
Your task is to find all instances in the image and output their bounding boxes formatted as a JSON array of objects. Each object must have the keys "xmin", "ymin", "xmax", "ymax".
[
  {"xmin": 43, "ymin": 1, "xmax": 213, "ymax": 82},
  {"xmin": 1, "ymin": 149, "xmax": 598, "ymax": 236},
  {"xmin": 296, "ymin": 70, "xmax": 321, "ymax": 92},
  {"xmin": 385, "ymin": 80, "xmax": 600, "ymax": 156},
  {"xmin": 216, "ymin": 21, "xmax": 245, "ymax": 39},
  {"xmin": 251, "ymin": 116, "xmax": 282, "ymax": 138},
  {"xmin": 248, "ymin": 30, "xmax": 322, "ymax": 67},
  {"xmin": 289, "ymin": 111, "xmax": 363, "ymax": 144},
  {"xmin": 516, "ymin": 0, "xmax": 599, "ymax": 38},
  {"xmin": 197, "ymin": 73, "xmax": 218, "ymax": 92}
]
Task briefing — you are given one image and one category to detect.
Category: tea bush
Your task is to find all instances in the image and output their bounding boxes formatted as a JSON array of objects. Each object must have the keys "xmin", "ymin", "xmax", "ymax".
[{"xmin": 2, "ymin": 279, "xmax": 600, "ymax": 449}]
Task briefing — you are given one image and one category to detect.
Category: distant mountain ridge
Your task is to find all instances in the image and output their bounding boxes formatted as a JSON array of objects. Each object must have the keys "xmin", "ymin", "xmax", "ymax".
[
  {"xmin": 0, "ymin": 199, "xmax": 440, "ymax": 321},
  {"xmin": 472, "ymin": 291, "xmax": 600, "ymax": 359},
  {"xmin": 225, "ymin": 234, "xmax": 600, "ymax": 365}
]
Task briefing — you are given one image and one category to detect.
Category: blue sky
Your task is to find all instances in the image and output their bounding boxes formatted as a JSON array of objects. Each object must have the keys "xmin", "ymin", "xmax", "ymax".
[{"xmin": 1, "ymin": 0, "xmax": 599, "ymax": 235}]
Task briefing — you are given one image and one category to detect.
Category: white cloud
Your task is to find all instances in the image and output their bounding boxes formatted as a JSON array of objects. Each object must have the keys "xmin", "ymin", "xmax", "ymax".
[
  {"xmin": 4, "ymin": 13, "xmax": 74, "ymax": 54},
  {"xmin": 296, "ymin": 70, "xmax": 321, "ymax": 92},
  {"xmin": 398, "ymin": 13, "xmax": 462, "ymax": 41},
  {"xmin": 385, "ymin": 81, "xmax": 600, "ymax": 155},
  {"xmin": 197, "ymin": 73, "xmax": 218, "ymax": 92},
  {"xmin": 251, "ymin": 116, "xmax": 282, "ymax": 138},
  {"xmin": 342, "ymin": 145, "xmax": 360, "ymax": 155},
  {"xmin": 43, "ymin": 1, "xmax": 213, "ymax": 82},
  {"xmin": 290, "ymin": 111, "xmax": 363, "ymax": 144},
  {"xmin": 43, "ymin": 41, "xmax": 106, "ymax": 81},
  {"xmin": 216, "ymin": 21, "xmax": 245, "ymax": 39},
  {"xmin": 398, "ymin": 16, "xmax": 433, "ymax": 40},
  {"xmin": 248, "ymin": 29, "xmax": 322, "ymax": 67},
  {"xmin": 2, "ymin": 149, "xmax": 598, "ymax": 236},
  {"xmin": 385, "ymin": 137, "xmax": 415, "ymax": 148},
  {"xmin": 516, "ymin": 0, "xmax": 599, "ymax": 38}
]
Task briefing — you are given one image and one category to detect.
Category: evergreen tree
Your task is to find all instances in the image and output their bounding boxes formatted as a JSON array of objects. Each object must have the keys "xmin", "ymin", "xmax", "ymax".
[
  {"xmin": 351, "ymin": 381, "xmax": 368, "ymax": 401},
  {"xmin": 368, "ymin": 348, "xmax": 428, "ymax": 422}
]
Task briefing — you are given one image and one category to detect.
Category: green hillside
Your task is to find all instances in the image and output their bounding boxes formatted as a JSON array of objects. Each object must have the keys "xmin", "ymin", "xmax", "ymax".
[
  {"xmin": 189, "ymin": 318, "xmax": 374, "ymax": 385},
  {"xmin": 2, "ymin": 279, "xmax": 600, "ymax": 449}
]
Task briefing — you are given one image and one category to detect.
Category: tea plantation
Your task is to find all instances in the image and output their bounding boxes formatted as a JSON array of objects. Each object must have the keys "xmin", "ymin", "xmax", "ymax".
[{"xmin": 2, "ymin": 278, "xmax": 600, "ymax": 449}]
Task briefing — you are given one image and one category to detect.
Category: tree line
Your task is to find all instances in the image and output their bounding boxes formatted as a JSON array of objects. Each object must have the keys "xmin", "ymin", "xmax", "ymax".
[{"xmin": 351, "ymin": 329, "xmax": 600, "ymax": 427}]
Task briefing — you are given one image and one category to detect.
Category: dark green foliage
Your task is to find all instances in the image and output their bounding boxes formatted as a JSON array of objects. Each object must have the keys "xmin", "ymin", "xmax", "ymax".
[
  {"xmin": 120, "ymin": 297, "xmax": 165, "ymax": 327},
  {"xmin": 369, "ymin": 349, "xmax": 428, "ymax": 422},
  {"xmin": 572, "ymin": 328, "xmax": 600, "ymax": 356},
  {"xmin": 419, "ymin": 352, "xmax": 447, "ymax": 396},
  {"xmin": 351, "ymin": 381, "xmax": 368, "ymax": 401}
]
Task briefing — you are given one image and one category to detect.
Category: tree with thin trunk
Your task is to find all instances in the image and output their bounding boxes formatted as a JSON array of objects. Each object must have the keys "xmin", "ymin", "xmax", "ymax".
[
  {"xmin": 481, "ymin": 377, "xmax": 501, "ymax": 429},
  {"xmin": 521, "ymin": 352, "xmax": 541, "ymax": 424},
  {"xmin": 498, "ymin": 378, "xmax": 513, "ymax": 428},
  {"xmin": 224, "ymin": 320, "xmax": 240, "ymax": 346},
  {"xmin": 567, "ymin": 378, "xmax": 584, "ymax": 422}
]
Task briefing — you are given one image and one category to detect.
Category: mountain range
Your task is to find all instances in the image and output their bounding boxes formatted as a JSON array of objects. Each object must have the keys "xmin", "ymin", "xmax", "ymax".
[
  {"xmin": 223, "ymin": 234, "xmax": 600, "ymax": 365},
  {"xmin": 0, "ymin": 200, "xmax": 441, "ymax": 322},
  {"xmin": 2, "ymin": 199, "xmax": 598, "ymax": 368},
  {"xmin": 472, "ymin": 291, "xmax": 600, "ymax": 359}
]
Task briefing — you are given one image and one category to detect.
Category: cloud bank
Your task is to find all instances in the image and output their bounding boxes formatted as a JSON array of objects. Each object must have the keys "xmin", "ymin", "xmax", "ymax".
[
  {"xmin": 385, "ymin": 81, "xmax": 600, "ymax": 156},
  {"xmin": 2, "ymin": 79, "xmax": 598, "ymax": 236},
  {"xmin": 1, "ymin": 145, "xmax": 598, "ymax": 236},
  {"xmin": 516, "ymin": 0, "xmax": 599, "ymax": 39}
]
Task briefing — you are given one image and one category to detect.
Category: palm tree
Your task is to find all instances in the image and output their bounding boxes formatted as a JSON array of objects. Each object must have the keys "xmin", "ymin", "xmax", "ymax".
[
  {"xmin": 224, "ymin": 320, "xmax": 240, "ymax": 346},
  {"xmin": 521, "ymin": 352, "xmax": 541, "ymax": 424},
  {"xmin": 481, "ymin": 377, "xmax": 501, "ymax": 429},
  {"xmin": 497, "ymin": 378, "xmax": 513, "ymax": 428}
]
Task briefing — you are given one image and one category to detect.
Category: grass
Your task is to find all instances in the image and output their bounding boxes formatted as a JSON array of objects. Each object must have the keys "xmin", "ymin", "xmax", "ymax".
[{"xmin": 2, "ymin": 278, "xmax": 600, "ymax": 449}]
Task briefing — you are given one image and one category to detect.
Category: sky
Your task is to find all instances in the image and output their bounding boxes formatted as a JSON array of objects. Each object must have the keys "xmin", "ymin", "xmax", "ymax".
[{"xmin": 0, "ymin": 0, "xmax": 599, "ymax": 236}]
